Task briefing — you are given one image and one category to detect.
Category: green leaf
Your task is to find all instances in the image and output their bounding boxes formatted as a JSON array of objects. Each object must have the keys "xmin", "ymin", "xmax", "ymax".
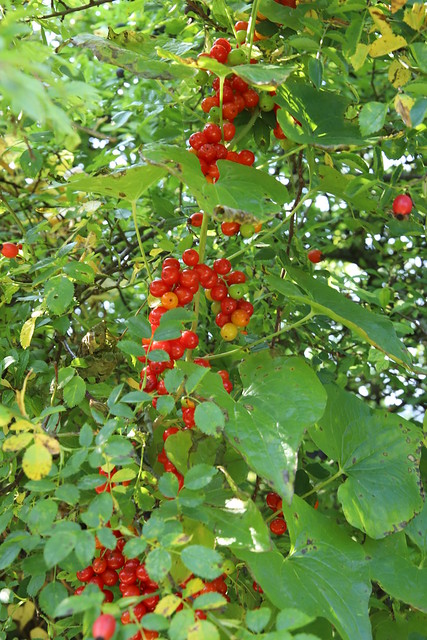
[
  {"xmin": 79, "ymin": 423, "xmax": 93, "ymax": 447},
  {"xmin": 232, "ymin": 63, "xmax": 296, "ymax": 89},
  {"xmin": 159, "ymin": 472, "xmax": 179, "ymax": 498},
  {"xmin": 63, "ymin": 261, "xmax": 95, "ymax": 284},
  {"xmin": 45, "ymin": 276, "xmax": 74, "ymax": 315},
  {"xmin": 200, "ymin": 498, "xmax": 271, "ymax": 552},
  {"xmin": 39, "ymin": 582, "xmax": 68, "ymax": 617},
  {"xmin": 364, "ymin": 533, "xmax": 427, "ymax": 612},
  {"xmin": 238, "ymin": 496, "xmax": 372, "ymax": 640},
  {"xmin": 126, "ymin": 315, "xmax": 152, "ymax": 340},
  {"xmin": 97, "ymin": 527, "xmax": 118, "ymax": 550},
  {"xmin": 268, "ymin": 267, "xmax": 412, "ymax": 367},
  {"xmin": 276, "ymin": 609, "xmax": 315, "ymax": 631},
  {"xmin": 226, "ymin": 352, "xmax": 327, "ymax": 503},
  {"xmin": 359, "ymin": 102, "xmax": 388, "ymax": 136},
  {"xmin": 146, "ymin": 547, "xmax": 172, "ymax": 583},
  {"xmin": 405, "ymin": 502, "xmax": 427, "ymax": 555},
  {"xmin": 81, "ymin": 492, "xmax": 114, "ymax": 528},
  {"xmin": 194, "ymin": 401, "xmax": 225, "ymax": 437},
  {"xmin": 185, "ymin": 464, "xmax": 218, "ymax": 490},
  {"xmin": 164, "ymin": 430, "xmax": 192, "ymax": 475},
  {"xmin": 311, "ymin": 384, "xmax": 423, "ymax": 538},
  {"xmin": 308, "ymin": 58, "xmax": 323, "ymax": 89},
  {"xmin": 75, "ymin": 530, "xmax": 96, "ymax": 567},
  {"xmin": 121, "ymin": 390, "xmax": 152, "ymax": 403},
  {"xmin": 44, "ymin": 531, "xmax": 77, "ymax": 568},
  {"xmin": 123, "ymin": 536, "xmax": 147, "ymax": 558},
  {"xmin": 54, "ymin": 588, "xmax": 104, "ymax": 617},
  {"xmin": 246, "ymin": 607, "xmax": 272, "ymax": 633},
  {"xmin": 69, "ymin": 163, "xmax": 167, "ymax": 201},
  {"xmin": 156, "ymin": 395, "xmax": 175, "ymax": 416},
  {"xmin": 63, "ymin": 375, "xmax": 86, "ymax": 407},
  {"xmin": 164, "ymin": 368, "xmax": 185, "ymax": 393},
  {"xmin": 117, "ymin": 340, "xmax": 147, "ymax": 357},
  {"xmin": 181, "ymin": 545, "xmax": 223, "ymax": 580},
  {"xmin": 54, "ymin": 484, "xmax": 80, "ymax": 505},
  {"xmin": 192, "ymin": 592, "xmax": 227, "ymax": 610},
  {"xmin": 27, "ymin": 499, "xmax": 58, "ymax": 534}
]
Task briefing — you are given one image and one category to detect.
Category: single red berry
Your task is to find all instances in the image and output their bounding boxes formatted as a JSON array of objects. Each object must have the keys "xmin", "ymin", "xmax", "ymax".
[
  {"xmin": 222, "ymin": 102, "xmax": 239, "ymax": 121},
  {"xmin": 106, "ymin": 549, "xmax": 125, "ymax": 570},
  {"xmin": 226, "ymin": 270, "xmax": 246, "ymax": 284},
  {"xmin": 180, "ymin": 330, "xmax": 199, "ymax": 349},
  {"xmin": 163, "ymin": 426, "xmax": 180, "ymax": 442},
  {"xmin": 149, "ymin": 279, "xmax": 169, "ymax": 298},
  {"xmin": 89, "ymin": 575, "xmax": 105, "ymax": 590},
  {"xmin": 76, "ymin": 566, "xmax": 94, "ymax": 582},
  {"xmin": 213, "ymin": 38, "xmax": 232, "ymax": 53},
  {"xmin": 273, "ymin": 123, "xmax": 286, "ymax": 140},
  {"xmin": 269, "ymin": 518, "xmax": 287, "ymax": 535},
  {"xmin": 163, "ymin": 257, "xmax": 180, "ymax": 269},
  {"xmin": 189, "ymin": 132, "xmax": 207, "ymax": 150},
  {"xmin": 201, "ymin": 96, "xmax": 219, "ymax": 113},
  {"xmin": 92, "ymin": 614, "xmax": 116, "ymax": 640},
  {"xmin": 203, "ymin": 123, "xmax": 222, "ymax": 143},
  {"xmin": 179, "ymin": 269, "xmax": 199, "ymax": 289},
  {"xmin": 221, "ymin": 297, "xmax": 238, "ymax": 314},
  {"xmin": 220, "ymin": 85, "xmax": 235, "ymax": 104},
  {"xmin": 198, "ymin": 144, "xmax": 217, "ymax": 164},
  {"xmin": 242, "ymin": 89, "xmax": 259, "ymax": 108},
  {"xmin": 266, "ymin": 491, "xmax": 281, "ymax": 510},
  {"xmin": 102, "ymin": 568, "xmax": 119, "ymax": 586},
  {"xmin": 213, "ymin": 258, "xmax": 232, "ymax": 275},
  {"xmin": 223, "ymin": 122, "xmax": 236, "ymax": 141},
  {"xmin": 74, "ymin": 585, "xmax": 85, "ymax": 595},
  {"xmin": 194, "ymin": 358, "xmax": 211, "ymax": 367},
  {"xmin": 92, "ymin": 557, "xmax": 107, "ymax": 574},
  {"xmin": 213, "ymin": 143, "xmax": 227, "ymax": 160},
  {"xmin": 253, "ymin": 581, "xmax": 263, "ymax": 593},
  {"xmin": 233, "ymin": 94, "xmax": 246, "ymax": 113},
  {"xmin": 308, "ymin": 249, "xmax": 323, "ymax": 264},
  {"xmin": 182, "ymin": 249, "xmax": 200, "ymax": 267},
  {"xmin": 215, "ymin": 311, "xmax": 231, "ymax": 327},
  {"xmin": 221, "ymin": 221, "xmax": 240, "ymax": 236},
  {"xmin": 226, "ymin": 150, "xmax": 239, "ymax": 162},
  {"xmin": 237, "ymin": 299, "xmax": 254, "ymax": 316},
  {"xmin": 223, "ymin": 379, "xmax": 233, "ymax": 393},
  {"xmin": 102, "ymin": 589, "xmax": 114, "ymax": 603},
  {"xmin": 1, "ymin": 243, "xmax": 19, "ymax": 258},
  {"xmin": 235, "ymin": 20, "xmax": 249, "ymax": 31},
  {"xmin": 174, "ymin": 285, "xmax": 194, "ymax": 305},
  {"xmin": 392, "ymin": 194, "xmax": 412, "ymax": 217},
  {"xmin": 231, "ymin": 75, "xmax": 249, "ymax": 93},
  {"xmin": 210, "ymin": 44, "xmax": 228, "ymax": 63},
  {"xmin": 161, "ymin": 266, "xmax": 180, "ymax": 286},
  {"xmin": 238, "ymin": 150, "xmax": 255, "ymax": 166},
  {"xmin": 211, "ymin": 283, "xmax": 228, "ymax": 301},
  {"xmin": 189, "ymin": 212, "xmax": 204, "ymax": 227},
  {"xmin": 169, "ymin": 340, "xmax": 186, "ymax": 360},
  {"xmin": 120, "ymin": 584, "xmax": 141, "ymax": 597}
]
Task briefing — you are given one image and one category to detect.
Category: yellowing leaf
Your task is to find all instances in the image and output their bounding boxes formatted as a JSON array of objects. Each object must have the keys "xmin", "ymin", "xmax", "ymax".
[
  {"xmin": 34, "ymin": 433, "xmax": 60, "ymax": 455},
  {"xmin": 22, "ymin": 443, "xmax": 52, "ymax": 480},
  {"xmin": 324, "ymin": 152, "xmax": 334, "ymax": 168},
  {"xmin": 403, "ymin": 3, "xmax": 427, "ymax": 31},
  {"xmin": 369, "ymin": 33, "xmax": 407, "ymax": 58},
  {"xmin": 20, "ymin": 317, "xmax": 37, "ymax": 350},
  {"xmin": 391, "ymin": 0, "xmax": 408, "ymax": 13},
  {"xmin": 183, "ymin": 577, "xmax": 205, "ymax": 598},
  {"xmin": 0, "ymin": 406, "xmax": 13, "ymax": 428},
  {"xmin": 369, "ymin": 8, "xmax": 392, "ymax": 35},
  {"xmin": 7, "ymin": 601, "xmax": 36, "ymax": 629},
  {"xmin": 10, "ymin": 419, "xmax": 33, "ymax": 432},
  {"xmin": 388, "ymin": 59, "xmax": 411, "ymax": 87},
  {"xmin": 154, "ymin": 594, "xmax": 182, "ymax": 617},
  {"xmin": 30, "ymin": 628, "xmax": 49, "ymax": 640},
  {"xmin": 394, "ymin": 94, "xmax": 414, "ymax": 126},
  {"xmin": 3, "ymin": 432, "xmax": 33, "ymax": 452},
  {"xmin": 350, "ymin": 43, "xmax": 369, "ymax": 71},
  {"xmin": 126, "ymin": 377, "xmax": 141, "ymax": 391}
]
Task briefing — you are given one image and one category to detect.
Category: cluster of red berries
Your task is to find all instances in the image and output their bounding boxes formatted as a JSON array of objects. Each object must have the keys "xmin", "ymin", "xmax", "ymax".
[
  {"xmin": 205, "ymin": 257, "xmax": 254, "ymax": 341},
  {"xmin": 265, "ymin": 491, "xmax": 288, "ymax": 535},
  {"xmin": 188, "ymin": 211, "xmax": 262, "ymax": 240},
  {"xmin": 95, "ymin": 466, "xmax": 131, "ymax": 494},
  {"xmin": 76, "ymin": 532, "xmax": 159, "ymax": 640},
  {"xmin": 1, "ymin": 242, "xmax": 21, "ymax": 258},
  {"xmin": 392, "ymin": 193, "xmax": 412, "ymax": 220},
  {"xmin": 90, "ymin": 562, "xmax": 230, "ymax": 639},
  {"xmin": 189, "ymin": 33, "xmax": 259, "ymax": 184}
]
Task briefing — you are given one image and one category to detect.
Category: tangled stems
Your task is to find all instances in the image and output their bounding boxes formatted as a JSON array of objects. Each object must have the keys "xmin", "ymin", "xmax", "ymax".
[{"xmin": 132, "ymin": 200, "xmax": 152, "ymax": 282}]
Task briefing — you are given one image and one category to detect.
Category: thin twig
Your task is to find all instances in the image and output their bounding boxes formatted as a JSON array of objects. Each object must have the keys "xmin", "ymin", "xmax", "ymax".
[{"xmin": 31, "ymin": 0, "xmax": 123, "ymax": 21}]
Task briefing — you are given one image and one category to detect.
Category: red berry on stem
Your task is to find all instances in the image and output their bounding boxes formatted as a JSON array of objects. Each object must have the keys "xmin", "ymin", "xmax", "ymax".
[
  {"xmin": 213, "ymin": 258, "xmax": 232, "ymax": 274},
  {"xmin": 210, "ymin": 44, "xmax": 228, "ymax": 64},
  {"xmin": 221, "ymin": 222, "xmax": 240, "ymax": 236},
  {"xmin": 203, "ymin": 123, "xmax": 222, "ymax": 143},
  {"xmin": 238, "ymin": 150, "xmax": 255, "ymax": 166},
  {"xmin": 227, "ymin": 270, "xmax": 246, "ymax": 284},
  {"xmin": 213, "ymin": 38, "xmax": 232, "ymax": 53},
  {"xmin": 392, "ymin": 194, "xmax": 412, "ymax": 217},
  {"xmin": 308, "ymin": 249, "xmax": 323, "ymax": 264},
  {"xmin": 235, "ymin": 20, "xmax": 249, "ymax": 31},
  {"xmin": 180, "ymin": 330, "xmax": 199, "ymax": 349},
  {"xmin": 189, "ymin": 132, "xmax": 207, "ymax": 150},
  {"xmin": 201, "ymin": 96, "xmax": 219, "ymax": 113},
  {"xmin": 189, "ymin": 212, "xmax": 204, "ymax": 227},
  {"xmin": 223, "ymin": 122, "xmax": 236, "ymax": 141},
  {"xmin": 92, "ymin": 614, "xmax": 116, "ymax": 640},
  {"xmin": 1, "ymin": 243, "xmax": 19, "ymax": 258},
  {"xmin": 269, "ymin": 518, "xmax": 287, "ymax": 535}
]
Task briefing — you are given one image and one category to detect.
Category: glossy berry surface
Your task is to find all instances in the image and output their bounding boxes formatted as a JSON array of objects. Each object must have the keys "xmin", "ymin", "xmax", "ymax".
[
  {"xmin": 392, "ymin": 194, "xmax": 412, "ymax": 216},
  {"xmin": 92, "ymin": 614, "xmax": 116, "ymax": 640},
  {"xmin": 308, "ymin": 249, "xmax": 323, "ymax": 264},
  {"xmin": 1, "ymin": 243, "xmax": 19, "ymax": 258}
]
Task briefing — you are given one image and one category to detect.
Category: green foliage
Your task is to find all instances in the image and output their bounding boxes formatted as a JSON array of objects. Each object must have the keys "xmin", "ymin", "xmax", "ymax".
[{"xmin": 0, "ymin": 0, "xmax": 425, "ymax": 639}]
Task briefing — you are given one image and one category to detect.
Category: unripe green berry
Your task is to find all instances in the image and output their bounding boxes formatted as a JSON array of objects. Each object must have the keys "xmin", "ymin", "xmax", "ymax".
[
  {"xmin": 207, "ymin": 106, "xmax": 221, "ymax": 124},
  {"xmin": 227, "ymin": 48, "xmax": 247, "ymax": 66},
  {"xmin": 239, "ymin": 223, "xmax": 255, "ymax": 238},
  {"xmin": 211, "ymin": 301, "xmax": 221, "ymax": 314},
  {"xmin": 236, "ymin": 30, "xmax": 247, "ymax": 45},
  {"xmin": 228, "ymin": 283, "xmax": 248, "ymax": 299},
  {"xmin": 258, "ymin": 93, "xmax": 276, "ymax": 112}
]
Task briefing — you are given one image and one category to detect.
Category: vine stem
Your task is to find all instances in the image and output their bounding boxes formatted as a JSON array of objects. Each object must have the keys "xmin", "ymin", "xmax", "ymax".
[
  {"xmin": 132, "ymin": 200, "xmax": 152, "ymax": 282},
  {"xmin": 301, "ymin": 468, "xmax": 344, "ymax": 499},
  {"xmin": 204, "ymin": 308, "xmax": 315, "ymax": 361},
  {"xmin": 189, "ymin": 211, "xmax": 209, "ymax": 338},
  {"xmin": 247, "ymin": 0, "xmax": 262, "ymax": 61}
]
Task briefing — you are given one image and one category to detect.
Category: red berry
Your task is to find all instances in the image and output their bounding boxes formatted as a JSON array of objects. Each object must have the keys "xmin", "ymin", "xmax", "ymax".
[
  {"xmin": 76, "ymin": 566, "xmax": 94, "ymax": 582},
  {"xmin": 308, "ymin": 249, "xmax": 323, "ymax": 264},
  {"xmin": 220, "ymin": 85, "xmax": 235, "ymax": 104},
  {"xmin": 273, "ymin": 124, "xmax": 286, "ymax": 139},
  {"xmin": 149, "ymin": 306, "xmax": 167, "ymax": 327},
  {"xmin": 194, "ymin": 358, "xmax": 211, "ymax": 367},
  {"xmin": 92, "ymin": 614, "xmax": 116, "ymax": 640},
  {"xmin": 198, "ymin": 144, "xmax": 217, "ymax": 164},
  {"xmin": 169, "ymin": 340, "xmax": 186, "ymax": 360},
  {"xmin": 269, "ymin": 518, "xmax": 287, "ymax": 535},
  {"xmin": 179, "ymin": 269, "xmax": 199, "ymax": 289},
  {"xmin": 235, "ymin": 20, "xmax": 249, "ymax": 31},
  {"xmin": 189, "ymin": 212, "xmax": 204, "ymax": 227},
  {"xmin": 1, "ymin": 243, "xmax": 19, "ymax": 258},
  {"xmin": 182, "ymin": 249, "xmax": 199, "ymax": 267},
  {"xmin": 120, "ymin": 584, "xmax": 141, "ymax": 597},
  {"xmin": 201, "ymin": 96, "xmax": 219, "ymax": 113},
  {"xmin": 222, "ymin": 102, "xmax": 239, "ymax": 121},
  {"xmin": 221, "ymin": 222, "xmax": 240, "ymax": 236},
  {"xmin": 211, "ymin": 283, "xmax": 228, "ymax": 301},
  {"xmin": 180, "ymin": 330, "xmax": 199, "ymax": 349},
  {"xmin": 203, "ymin": 123, "xmax": 222, "ymax": 143},
  {"xmin": 242, "ymin": 89, "xmax": 259, "ymax": 108},
  {"xmin": 163, "ymin": 426, "xmax": 180, "ymax": 442},
  {"xmin": 221, "ymin": 297, "xmax": 238, "ymax": 314},
  {"xmin": 89, "ymin": 575, "xmax": 105, "ymax": 589},
  {"xmin": 106, "ymin": 549, "xmax": 124, "ymax": 570},
  {"xmin": 213, "ymin": 258, "xmax": 232, "ymax": 274},
  {"xmin": 92, "ymin": 557, "xmax": 107, "ymax": 574},
  {"xmin": 233, "ymin": 94, "xmax": 246, "ymax": 113},
  {"xmin": 119, "ymin": 567, "xmax": 137, "ymax": 584},
  {"xmin": 103, "ymin": 589, "xmax": 114, "ymax": 603},
  {"xmin": 237, "ymin": 299, "xmax": 254, "ymax": 316},
  {"xmin": 223, "ymin": 122, "xmax": 236, "ymax": 141},
  {"xmin": 213, "ymin": 143, "xmax": 227, "ymax": 160},
  {"xmin": 238, "ymin": 150, "xmax": 255, "ymax": 166},
  {"xmin": 253, "ymin": 581, "xmax": 263, "ymax": 593},
  {"xmin": 226, "ymin": 150, "xmax": 239, "ymax": 162},
  {"xmin": 266, "ymin": 491, "xmax": 281, "ymax": 510},
  {"xmin": 392, "ymin": 194, "xmax": 412, "ymax": 216},
  {"xmin": 74, "ymin": 586, "xmax": 85, "ymax": 596},
  {"xmin": 163, "ymin": 257, "xmax": 180, "ymax": 269},
  {"xmin": 149, "ymin": 279, "xmax": 169, "ymax": 298},
  {"xmin": 215, "ymin": 311, "xmax": 231, "ymax": 327},
  {"xmin": 231, "ymin": 75, "xmax": 249, "ymax": 93},
  {"xmin": 213, "ymin": 38, "xmax": 232, "ymax": 53},
  {"xmin": 189, "ymin": 132, "xmax": 207, "ymax": 150},
  {"xmin": 210, "ymin": 44, "xmax": 228, "ymax": 63},
  {"xmin": 102, "ymin": 568, "xmax": 119, "ymax": 586},
  {"xmin": 161, "ymin": 266, "xmax": 180, "ymax": 286},
  {"xmin": 174, "ymin": 286, "xmax": 194, "ymax": 305}
]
